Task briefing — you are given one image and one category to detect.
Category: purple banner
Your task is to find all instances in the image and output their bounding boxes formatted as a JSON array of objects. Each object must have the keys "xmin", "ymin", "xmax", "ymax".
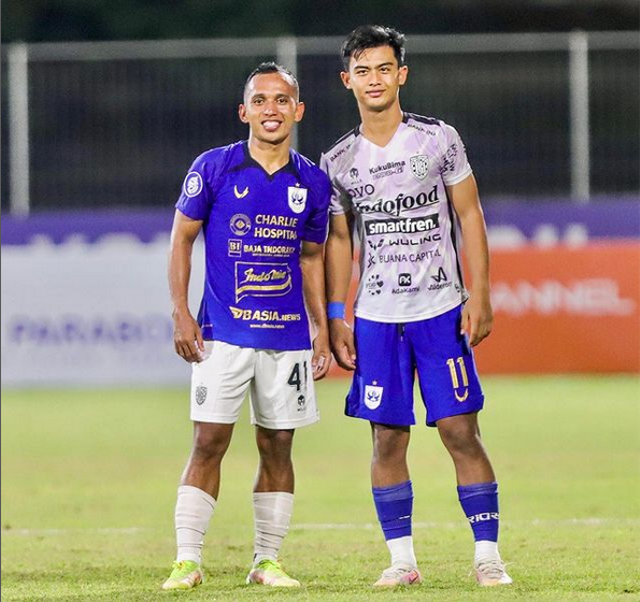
[{"xmin": 1, "ymin": 197, "xmax": 638, "ymax": 246}]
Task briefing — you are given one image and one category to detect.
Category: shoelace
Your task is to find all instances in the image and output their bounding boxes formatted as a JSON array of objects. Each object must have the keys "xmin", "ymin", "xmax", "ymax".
[
  {"xmin": 257, "ymin": 560, "xmax": 287, "ymax": 576},
  {"xmin": 475, "ymin": 558, "xmax": 506, "ymax": 579}
]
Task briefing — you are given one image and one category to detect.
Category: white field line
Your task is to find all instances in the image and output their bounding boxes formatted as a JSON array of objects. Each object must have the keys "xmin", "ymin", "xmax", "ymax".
[{"xmin": 3, "ymin": 518, "xmax": 639, "ymax": 537}]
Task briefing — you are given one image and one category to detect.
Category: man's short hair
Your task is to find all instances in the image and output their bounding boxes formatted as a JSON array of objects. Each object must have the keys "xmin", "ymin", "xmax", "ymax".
[
  {"xmin": 341, "ymin": 25, "xmax": 406, "ymax": 71},
  {"xmin": 244, "ymin": 61, "xmax": 299, "ymax": 100}
]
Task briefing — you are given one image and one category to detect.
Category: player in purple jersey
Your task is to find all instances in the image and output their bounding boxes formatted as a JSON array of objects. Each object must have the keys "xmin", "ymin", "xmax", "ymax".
[
  {"xmin": 321, "ymin": 26, "xmax": 512, "ymax": 588},
  {"xmin": 162, "ymin": 62, "xmax": 332, "ymax": 591}
]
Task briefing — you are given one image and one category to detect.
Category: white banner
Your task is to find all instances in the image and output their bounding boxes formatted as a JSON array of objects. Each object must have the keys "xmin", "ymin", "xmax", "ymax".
[{"xmin": 1, "ymin": 235, "xmax": 204, "ymax": 387}]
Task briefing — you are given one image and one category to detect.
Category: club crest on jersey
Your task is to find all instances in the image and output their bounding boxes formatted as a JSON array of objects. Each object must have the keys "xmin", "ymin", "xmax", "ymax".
[
  {"xmin": 183, "ymin": 171, "xmax": 203, "ymax": 197},
  {"xmin": 364, "ymin": 383, "xmax": 383, "ymax": 409},
  {"xmin": 410, "ymin": 155, "xmax": 429, "ymax": 181},
  {"xmin": 288, "ymin": 186, "xmax": 308, "ymax": 214}
]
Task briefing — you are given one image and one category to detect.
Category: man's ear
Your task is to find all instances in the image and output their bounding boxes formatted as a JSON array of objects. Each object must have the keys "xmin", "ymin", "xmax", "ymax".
[
  {"xmin": 294, "ymin": 101, "xmax": 305, "ymax": 123},
  {"xmin": 340, "ymin": 71, "xmax": 351, "ymax": 90},
  {"xmin": 398, "ymin": 65, "xmax": 409, "ymax": 87},
  {"xmin": 238, "ymin": 103, "xmax": 248, "ymax": 123}
]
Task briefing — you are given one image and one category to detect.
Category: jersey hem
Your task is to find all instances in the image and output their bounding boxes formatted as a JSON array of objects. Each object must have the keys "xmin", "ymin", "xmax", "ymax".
[
  {"xmin": 205, "ymin": 335, "xmax": 312, "ymax": 352},
  {"xmin": 354, "ymin": 298, "xmax": 463, "ymax": 323}
]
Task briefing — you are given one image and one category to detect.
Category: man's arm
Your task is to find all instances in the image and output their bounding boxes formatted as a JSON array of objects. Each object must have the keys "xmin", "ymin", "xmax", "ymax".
[
  {"xmin": 447, "ymin": 174, "xmax": 493, "ymax": 346},
  {"xmin": 168, "ymin": 209, "xmax": 205, "ymax": 363},
  {"xmin": 325, "ymin": 212, "xmax": 357, "ymax": 370},
  {"xmin": 300, "ymin": 241, "xmax": 331, "ymax": 380}
]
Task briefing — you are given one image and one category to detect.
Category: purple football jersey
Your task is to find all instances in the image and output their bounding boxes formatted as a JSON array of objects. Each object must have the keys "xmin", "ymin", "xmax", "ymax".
[{"xmin": 176, "ymin": 141, "xmax": 331, "ymax": 351}]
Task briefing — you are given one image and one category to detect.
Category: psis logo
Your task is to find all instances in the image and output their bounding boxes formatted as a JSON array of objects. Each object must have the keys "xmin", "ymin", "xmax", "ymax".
[
  {"xmin": 183, "ymin": 172, "xmax": 203, "ymax": 197},
  {"xmin": 288, "ymin": 185, "xmax": 308, "ymax": 214},
  {"xmin": 364, "ymin": 382, "xmax": 383, "ymax": 409},
  {"xmin": 195, "ymin": 386, "xmax": 208, "ymax": 405},
  {"xmin": 297, "ymin": 394, "xmax": 306, "ymax": 412}
]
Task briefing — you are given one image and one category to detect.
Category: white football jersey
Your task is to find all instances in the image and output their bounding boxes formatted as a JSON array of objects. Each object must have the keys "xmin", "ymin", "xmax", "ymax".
[{"xmin": 320, "ymin": 113, "xmax": 473, "ymax": 323}]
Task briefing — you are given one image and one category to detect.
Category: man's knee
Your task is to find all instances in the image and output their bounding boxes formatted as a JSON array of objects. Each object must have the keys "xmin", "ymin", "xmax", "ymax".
[
  {"xmin": 256, "ymin": 428, "xmax": 294, "ymax": 461},
  {"xmin": 372, "ymin": 424, "xmax": 410, "ymax": 463},
  {"xmin": 191, "ymin": 423, "xmax": 234, "ymax": 462},
  {"xmin": 437, "ymin": 414, "xmax": 482, "ymax": 455}
]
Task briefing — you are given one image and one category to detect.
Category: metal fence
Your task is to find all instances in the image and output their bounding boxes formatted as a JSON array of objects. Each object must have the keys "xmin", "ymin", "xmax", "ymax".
[{"xmin": 2, "ymin": 31, "xmax": 639, "ymax": 214}]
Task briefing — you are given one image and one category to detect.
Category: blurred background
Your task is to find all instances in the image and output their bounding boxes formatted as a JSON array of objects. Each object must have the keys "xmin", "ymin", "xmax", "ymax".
[{"xmin": 1, "ymin": 0, "xmax": 639, "ymax": 386}]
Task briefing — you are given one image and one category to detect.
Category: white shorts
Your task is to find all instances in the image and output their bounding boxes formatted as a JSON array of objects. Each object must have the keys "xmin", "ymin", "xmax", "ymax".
[{"xmin": 190, "ymin": 341, "xmax": 319, "ymax": 430}]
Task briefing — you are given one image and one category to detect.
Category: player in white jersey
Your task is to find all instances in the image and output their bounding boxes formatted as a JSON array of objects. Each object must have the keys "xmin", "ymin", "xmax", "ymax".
[{"xmin": 321, "ymin": 26, "xmax": 512, "ymax": 588}]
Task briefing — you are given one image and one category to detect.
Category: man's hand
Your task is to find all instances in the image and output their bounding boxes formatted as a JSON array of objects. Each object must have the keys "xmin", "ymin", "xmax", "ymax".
[
  {"xmin": 329, "ymin": 319, "xmax": 356, "ymax": 371},
  {"xmin": 172, "ymin": 309, "xmax": 205, "ymax": 362},
  {"xmin": 461, "ymin": 292, "xmax": 493, "ymax": 347},
  {"xmin": 311, "ymin": 331, "xmax": 332, "ymax": 381}
]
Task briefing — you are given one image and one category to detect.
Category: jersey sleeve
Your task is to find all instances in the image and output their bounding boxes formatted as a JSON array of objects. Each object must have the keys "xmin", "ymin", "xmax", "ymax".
[
  {"xmin": 319, "ymin": 153, "xmax": 351, "ymax": 216},
  {"xmin": 440, "ymin": 124, "xmax": 473, "ymax": 186},
  {"xmin": 301, "ymin": 171, "xmax": 331, "ymax": 244},
  {"xmin": 175, "ymin": 151, "xmax": 218, "ymax": 220}
]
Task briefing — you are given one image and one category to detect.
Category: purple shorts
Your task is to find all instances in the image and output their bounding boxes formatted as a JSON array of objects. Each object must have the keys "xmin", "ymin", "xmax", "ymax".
[{"xmin": 345, "ymin": 305, "xmax": 484, "ymax": 427}]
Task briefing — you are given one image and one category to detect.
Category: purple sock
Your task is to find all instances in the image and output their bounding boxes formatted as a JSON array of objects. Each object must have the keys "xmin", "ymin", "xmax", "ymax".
[
  {"xmin": 373, "ymin": 480, "xmax": 413, "ymax": 541},
  {"xmin": 457, "ymin": 481, "xmax": 499, "ymax": 542}
]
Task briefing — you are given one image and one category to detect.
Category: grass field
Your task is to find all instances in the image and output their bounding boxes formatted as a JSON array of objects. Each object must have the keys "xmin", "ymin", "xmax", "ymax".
[{"xmin": 2, "ymin": 375, "xmax": 639, "ymax": 602}]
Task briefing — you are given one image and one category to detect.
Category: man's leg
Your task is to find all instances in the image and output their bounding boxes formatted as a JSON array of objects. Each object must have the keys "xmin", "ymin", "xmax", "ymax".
[
  {"xmin": 246, "ymin": 427, "xmax": 300, "ymax": 587},
  {"xmin": 162, "ymin": 422, "xmax": 234, "ymax": 590},
  {"xmin": 370, "ymin": 423, "xmax": 422, "ymax": 587},
  {"xmin": 437, "ymin": 412, "xmax": 511, "ymax": 586}
]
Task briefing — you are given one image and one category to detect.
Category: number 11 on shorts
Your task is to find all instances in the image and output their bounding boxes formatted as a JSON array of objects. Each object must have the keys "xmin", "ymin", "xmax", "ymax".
[{"xmin": 446, "ymin": 357, "xmax": 469, "ymax": 402}]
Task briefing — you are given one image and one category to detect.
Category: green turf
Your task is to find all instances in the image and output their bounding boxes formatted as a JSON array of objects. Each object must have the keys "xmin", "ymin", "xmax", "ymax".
[{"xmin": 2, "ymin": 376, "xmax": 639, "ymax": 601}]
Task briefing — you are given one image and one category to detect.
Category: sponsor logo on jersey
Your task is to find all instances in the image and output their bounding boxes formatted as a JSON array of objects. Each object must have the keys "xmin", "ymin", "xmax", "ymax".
[
  {"xmin": 364, "ymin": 382, "xmax": 383, "ymax": 409},
  {"xmin": 194, "ymin": 386, "xmax": 207, "ymax": 405},
  {"xmin": 234, "ymin": 262, "xmax": 292, "ymax": 302},
  {"xmin": 398, "ymin": 273, "xmax": 412, "ymax": 286},
  {"xmin": 241, "ymin": 243, "xmax": 296, "ymax": 257},
  {"xmin": 428, "ymin": 267, "xmax": 452, "ymax": 291},
  {"xmin": 355, "ymin": 185, "xmax": 439, "ymax": 217},
  {"xmin": 392, "ymin": 273, "xmax": 420, "ymax": 294},
  {"xmin": 288, "ymin": 186, "xmax": 308, "ymax": 214},
  {"xmin": 365, "ymin": 273, "xmax": 384, "ymax": 295},
  {"xmin": 329, "ymin": 144, "xmax": 351, "ymax": 162},
  {"xmin": 230, "ymin": 214, "xmax": 252, "ymax": 236},
  {"xmin": 183, "ymin": 171, "xmax": 203, "ymax": 197},
  {"xmin": 365, "ymin": 214, "xmax": 439, "ymax": 236},
  {"xmin": 388, "ymin": 234, "xmax": 442, "ymax": 246},
  {"xmin": 229, "ymin": 306, "xmax": 301, "ymax": 322},
  {"xmin": 234, "ymin": 185, "xmax": 249, "ymax": 199},
  {"xmin": 228, "ymin": 239, "xmax": 242, "ymax": 257},
  {"xmin": 349, "ymin": 167, "xmax": 360, "ymax": 182},
  {"xmin": 369, "ymin": 160, "xmax": 406, "ymax": 180},
  {"xmin": 410, "ymin": 155, "xmax": 429, "ymax": 180},
  {"xmin": 440, "ymin": 143, "xmax": 459, "ymax": 175},
  {"xmin": 407, "ymin": 122, "xmax": 436, "ymax": 135},
  {"xmin": 347, "ymin": 183, "xmax": 376, "ymax": 199},
  {"xmin": 379, "ymin": 249, "xmax": 441, "ymax": 263}
]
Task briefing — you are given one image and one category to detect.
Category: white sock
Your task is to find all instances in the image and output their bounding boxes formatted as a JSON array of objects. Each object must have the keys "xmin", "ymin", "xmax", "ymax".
[
  {"xmin": 252, "ymin": 491, "xmax": 294, "ymax": 564},
  {"xmin": 386, "ymin": 535, "xmax": 417, "ymax": 568},
  {"xmin": 475, "ymin": 540, "xmax": 500, "ymax": 563},
  {"xmin": 175, "ymin": 485, "xmax": 216, "ymax": 564}
]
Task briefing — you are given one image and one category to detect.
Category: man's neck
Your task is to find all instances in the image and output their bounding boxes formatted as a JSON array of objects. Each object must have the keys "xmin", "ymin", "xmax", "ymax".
[
  {"xmin": 248, "ymin": 136, "xmax": 291, "ymax": 175},
  {"xmin": 359, "ymin": 104, "xmax": 404, "ymax": 147}
]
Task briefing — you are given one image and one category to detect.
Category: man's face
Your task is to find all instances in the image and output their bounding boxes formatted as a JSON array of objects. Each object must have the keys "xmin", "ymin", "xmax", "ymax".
[
  {"xmin": 341, "ymin": 45, "xmax": 408, "ymax": 113},
  {"xmin": 239, "ymin": 72, "xmax": 304, "ymax": 145}
]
